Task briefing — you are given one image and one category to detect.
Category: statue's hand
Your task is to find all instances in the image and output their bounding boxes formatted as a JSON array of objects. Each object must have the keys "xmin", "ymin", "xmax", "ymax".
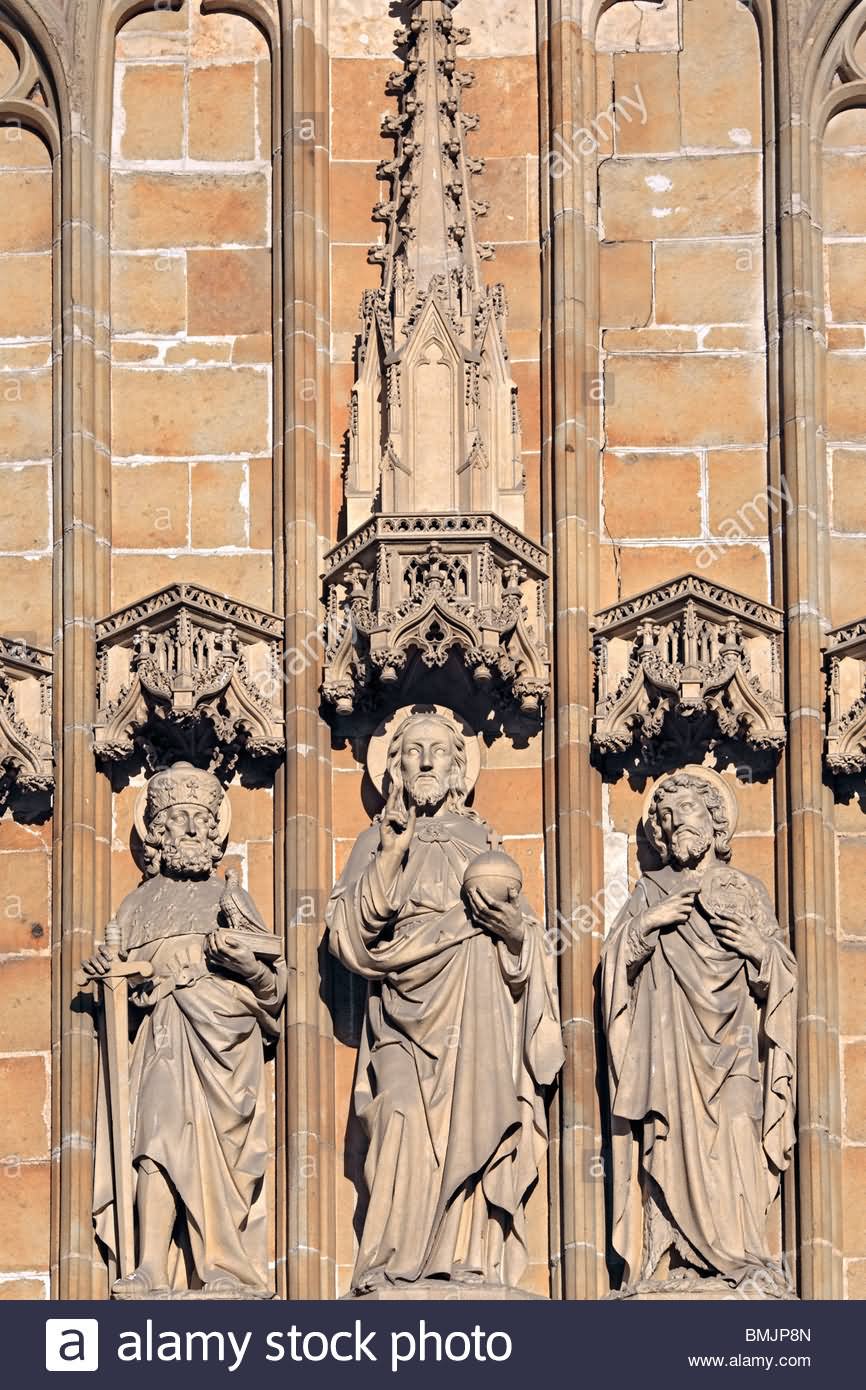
[
  {"xmin": 466, "ymin": 885, "xmax": 525, "ymax": 956},
  {"xmin": 639, "ymin": 889, "xmax": 697, "ymax": 937},
  {"xmin": 80, "ymin": 942, "xmax": 122, "ymax": 979},
  {"xmin": 205, "ymin": 930, "xmax": 260, "ymax": 981},
  {"xmin": 711, "ymin": 909, "xmax": 765, "ymax": 968},
  {"xmin": 378, "ymin": 789, "xmax": 417, "ymax": 869}
]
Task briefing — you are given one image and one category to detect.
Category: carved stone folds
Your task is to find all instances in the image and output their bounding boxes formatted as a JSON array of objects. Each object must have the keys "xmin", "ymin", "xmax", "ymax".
[
  {"xmin": 826, "ymin": 619, "xmax": 866, "ymax": 775},
  {"xmin": 0, "ymin": 636, "xmax": 54, "ymax": 803},
  {"xmin": 592, "ymin": 574, "xmax": 786, "ymax": 760},
  {"xmin": 323, "ymin": 0, "xmax": 550, "ymax": 718},
  {"xmin": 94, "ymin": 585, "xmax": 285, "ymax": 768},
  {"xmin": 323, "ymin": 515, "xmax": 549, "ymax": 716}
]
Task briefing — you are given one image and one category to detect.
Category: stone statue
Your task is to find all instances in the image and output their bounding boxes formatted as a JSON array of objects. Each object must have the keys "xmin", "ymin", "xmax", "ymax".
[
  {"xmin": 327, "ymin": 707, "xmax": 563, "ymax": 1295},
  {"xmin": 82, "ymin": 763, "xmax": 286, "ymax": 1299},
  {"xmin": 601, "ymin": 767, "xmax": 797, "ymax": 1295}
]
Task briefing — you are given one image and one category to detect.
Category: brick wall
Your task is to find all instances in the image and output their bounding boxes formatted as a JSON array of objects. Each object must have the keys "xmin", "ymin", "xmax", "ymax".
[
  {"xmin": 598, "ymin": 0, "xmax": 777, "ymax": 908},
  {"xmin": 110, "ymin": 6, "xmax": 274, "ymax": 614},
  {"xmin": 0, "ymin": 110, "xmax": 53, "ymax": 1296},
  {"xmin": 108, "ymin": 3, "xmax": 276, "ymax": 928}
]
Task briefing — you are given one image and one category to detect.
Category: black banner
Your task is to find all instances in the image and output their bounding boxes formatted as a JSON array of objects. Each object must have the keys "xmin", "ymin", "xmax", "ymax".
[{"xmin": 7, "ymin": 1297, "xmax": 856, "ymax": 1388}]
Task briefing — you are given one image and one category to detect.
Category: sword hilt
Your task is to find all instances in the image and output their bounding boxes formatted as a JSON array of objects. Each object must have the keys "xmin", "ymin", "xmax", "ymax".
[{"xmin": 74, "ymin": 918, "xmax": 154, "ymax": 990}]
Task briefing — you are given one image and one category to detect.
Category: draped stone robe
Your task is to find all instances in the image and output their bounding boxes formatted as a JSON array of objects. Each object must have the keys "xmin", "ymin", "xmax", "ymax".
[
  {"xmin": 327, "ymin": 811, "xmax": 563, "ymax": 1292},
  {"xmin": 92, "ymin": 874, "xmax": 286, "ymax": 1292},
  {"xmin": 601, "ymin": 864, "xmax": 797, "ymax": 1288}
]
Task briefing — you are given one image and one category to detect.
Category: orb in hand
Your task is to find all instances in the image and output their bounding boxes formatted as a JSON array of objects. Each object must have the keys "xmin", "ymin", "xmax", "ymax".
[{"xmin": 463, "ymin": 849, "xmax": 524, "ymax": 904}]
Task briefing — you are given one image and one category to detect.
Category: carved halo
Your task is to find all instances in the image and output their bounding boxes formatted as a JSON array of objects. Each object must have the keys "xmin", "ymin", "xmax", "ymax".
[
  {"xmin": 366, "ymin": 703, "xmax": 481, "ymax": 798},
  {"xmin": 132, "ymin": 774, "xmax": 232, "ymax": 847},
  {"xmin": 641, "ymin": 764, "xmax": 740, "ymax": 842}
]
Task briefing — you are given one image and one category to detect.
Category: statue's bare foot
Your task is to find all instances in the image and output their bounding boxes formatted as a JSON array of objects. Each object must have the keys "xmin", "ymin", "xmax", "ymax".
[{"xmin": 112, "ymin": 1267, "xmax": 169, "ymax": 1298}]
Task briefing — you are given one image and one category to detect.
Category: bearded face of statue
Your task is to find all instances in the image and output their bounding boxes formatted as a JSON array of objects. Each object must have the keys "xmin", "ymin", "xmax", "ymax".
[
  {"xmin": 155, "ymin": 804, "xmax": 220, "ymax": 877},
  {"xmin": 399, "ymin": 717, "xmax": 458, "ymax": 812},
  {"xmin": 656, "ymin": 788, "xmax": 716, "ymax": 869}
]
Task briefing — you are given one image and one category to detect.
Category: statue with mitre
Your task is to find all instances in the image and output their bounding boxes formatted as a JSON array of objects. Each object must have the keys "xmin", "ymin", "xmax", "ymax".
[
  {"xmin": 601, "ymin": 766, "xmax": 797, "ymax": 1296},
  {"xmin": 80, "ymin": 762, "xmax": 286, "ymax": 1299},
  {"xmin": 327, "ymin": 706, "xmax": 563, "ymax": 1296}
]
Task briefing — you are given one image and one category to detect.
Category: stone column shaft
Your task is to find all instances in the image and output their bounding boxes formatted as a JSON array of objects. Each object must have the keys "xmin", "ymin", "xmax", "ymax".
[
  {"xmin": 279, "ymin": 0, "xmax": 335, "ymax": 1300},
  {"xmin": 53, "ymin": 1, "xmax": 114, "ymax": 1297},
  {"xmin": 542, "ymin": 0, "xmax": 604, "ymax": 1300},
  {"xmin": 774, "ymin": 0, "xmax": 843, "ymax": 1298}
]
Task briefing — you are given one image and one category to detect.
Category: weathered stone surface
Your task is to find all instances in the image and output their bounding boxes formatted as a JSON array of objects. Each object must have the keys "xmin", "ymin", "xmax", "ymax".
[
  {"xmin": 601, "ymin": 156, "xmax": 762, "ymax": 241},
  {"xmin": 119, "ymin": 65, "xmax": 184, "ymax": 161},
  {"xmin": 0, "ymin": 172, "xmax": 52, "ymax": 252},
  {"xmin": 603, "ymin": 452, "xmax": 701, "ymax": 538},
  {"xmin": 0, "ymin": 254, "xmax": 51, "ymax": 338},
  {"xmin": 112, "ymin": 461, "xmax": 189, "ymax": 548},
  {"xmin": 838, "ymin": 840, "xmax": 866, "ymax": 939},
  {"xmin": 827, "ymin": 354, "xmax": 866, "ymax": 440},
  {"xmin": 612, "ymin": 53, "xmax": 680, "ymax": 155},
  {"xmin": 111, "ymin": 253, "xmax": 186, "ymax": 336},
  {"xmin": 605, "ymin": 355, "xmax": 766, "ymax": 447},
  {"xmin": 187, "ymin": 249, "xmax": 271, "ymax": 336},
  {"xmin": 832, "ymin": 451, "xmax": 866, "ymax": 532},
  {"xmin": 0, "ymin": 1163, "xmax": 50, "ymax": 1272},
  {"xmin": 600, "ymin": 242, "xmax": 653, "ymax": 327},
  {"xmin": 654, "ymin": 240, "xmax": 763, "ymax": 325},
  {"xmin": 679, "ymin": 0, "xmax": 762, "ymax": 150},
  {"xmin": 189, "ymin": 64, "xmax": 257, "ymax": 162},
  {"xmin": 0, "ymin": 956, "xmax": 50, "ymax": 1053},
  {"xmin": 0, "ymin": 1057, "xmax": 48, "ymax": 1161},
  {"xmin": 0, "ymin": 851, "xmax": 50, "ymax": 954},
  {"xmin": 0, "ymin": 372, "xmax": 53, "ymax": 462},
  {"xmin": 112, "ymin": 367, "xmax": 271, "ymax": 456},
  {"xmin": 824, "ymin": 155, "xmax": 866, "ymax": 235},
  {"xmin": 0, "ymin": 464, "xmax": 50, "ymax": 551},
  {"xmin": 112, "ymin": 174, "xmax": 269, "ymax": 250}
]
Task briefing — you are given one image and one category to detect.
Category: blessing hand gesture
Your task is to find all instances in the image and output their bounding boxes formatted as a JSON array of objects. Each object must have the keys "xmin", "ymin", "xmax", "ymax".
[{"xmin": 378, "ymin": 786, "xmax": 417, "ymax": 867}]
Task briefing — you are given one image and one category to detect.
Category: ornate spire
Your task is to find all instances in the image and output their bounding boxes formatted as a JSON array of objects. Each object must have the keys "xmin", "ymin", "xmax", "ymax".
[
  {"xmin": 372, "ymin": 0, "xmax": 492, "ymax": 316},
  {"xmin": 346, "ymin": 0, "xmax": 523, "ymax": 531},
  {"xmin": 321, "ymin": 1, "xmax": 549, "ymax": 720}
]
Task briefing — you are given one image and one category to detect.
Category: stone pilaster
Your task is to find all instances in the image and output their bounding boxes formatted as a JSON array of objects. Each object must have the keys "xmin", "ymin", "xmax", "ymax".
[
  {"xmin": 542, "ymin": 0, "xmax": 604, "ymax": 1299},
  {"xmin": 52, "ymin": 0, "xmax": 122, "ymax": 1301},
  {"xmin": 774, "ymin": 0, "xmax": 844, "ymax": 1298},
  {"xmin": 279, "ymin": 0, "xmax": 336, "ymax": 1300}
]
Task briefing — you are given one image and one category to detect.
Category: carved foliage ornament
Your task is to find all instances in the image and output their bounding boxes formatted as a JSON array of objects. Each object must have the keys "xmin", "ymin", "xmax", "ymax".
[
  {"xmin": 0, "ymin": 636, "xmax": 53, "ymax": 804},
  {"xmin": 323, "ymin": 518, "xmax": 549, "ymax": 717},
  {"xmin": 826, "ymin": 619, "xmax": 866, "ymax": 775},
  {"xmin": 592, "ymin": 574, "xmax": 786, "ymax": 760},
  {"xmin": 94, "ymin": 585, "xmax": 285, "ymax": 771}
]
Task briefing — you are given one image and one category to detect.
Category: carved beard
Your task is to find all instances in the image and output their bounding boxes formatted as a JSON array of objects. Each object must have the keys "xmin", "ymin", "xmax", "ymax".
[
  {"xmin": 160, "ymin": 839, "xmax": 214, "ymax": 878},
  {"xmin": 407, "ymin": 771, "xmax": 449, "ymax": 809},
  {"xmin": 669, "ymin": 827, "xmax": 713, "ymax": 868}
]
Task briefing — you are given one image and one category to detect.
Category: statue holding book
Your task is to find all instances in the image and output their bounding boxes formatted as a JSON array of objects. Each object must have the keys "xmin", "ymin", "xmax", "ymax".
[{"xmin": 80, "ymin": 762, "xmax": 286, "ymax": 1299}]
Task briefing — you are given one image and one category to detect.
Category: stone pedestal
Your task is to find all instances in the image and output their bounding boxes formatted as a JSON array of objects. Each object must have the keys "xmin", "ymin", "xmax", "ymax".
[
  {"xmin": 607, "ymin": 1276, "xmax": 797, "ymax": 1302},
  {"xmin": 346, "ymin": 1280, "xmax": 546, "ymax": 1302}
]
